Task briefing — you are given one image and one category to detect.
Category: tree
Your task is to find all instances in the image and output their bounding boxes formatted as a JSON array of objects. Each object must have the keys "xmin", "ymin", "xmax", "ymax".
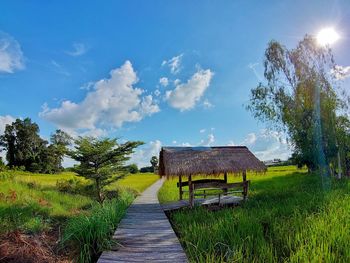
[
  {"xmin": 247, "ymin": 35, "xmax": 345, "ymax": 176},
  {"xmin": 47, "ymin": 129, "xmax": 72, "ymax": 173},
  {"xmin": 69, "ymin": 137, "xmax": 143, "ymax": 203},
  {"xmin": 0, "ymin": 118, "xmax": 48, "ymax": 171},
  {"xmin": 150, "ymin": 155, "xmax": 158, "ymax": 172},
  {"xmin": 126, "ymin": 163, "xmax": 139, "ymax": 174}
]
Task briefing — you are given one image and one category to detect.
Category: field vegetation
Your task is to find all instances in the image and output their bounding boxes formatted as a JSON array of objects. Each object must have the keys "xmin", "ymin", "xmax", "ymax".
[
  {"xmin": 0, "ymin": 170, "xmax": 158, "ymax": 262},
  {"xmin": 159, "ymin": 166, "xmax": 350, "ymax": 262}
]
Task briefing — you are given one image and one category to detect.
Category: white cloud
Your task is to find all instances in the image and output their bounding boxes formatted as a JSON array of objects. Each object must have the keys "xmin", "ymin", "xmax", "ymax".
[
  {"xmin": 174, "ymin": 79, "xmax": 181, "ymax": 85},
  {"xmin": 129, "ymin": 140, "xmax": 162, "ymax": 168},
  {"xmin": 80, "ymin": 81, "xmax": 95, "ymax": 90},
  {"xmin": 40, "ymin": 61, "xmax": 160, "ymax": 134},
  {"xmin": 332, "ymin": 65, "xmax": 350, "ymax": 80},
  {"xmin": 203, "ymin": 99, "xmax": 213, "ymax": 109},
  {"xmin": 162, "ymin": 54, "xmax": 183, "ymax": 74},
  {"xmin": 51, "ymin": 60, "xmax": 70, "ymax": 76},
  {"xmin": 66, "ymin": 42, "xmax": 88, "ymax": 57},
  {"xmin": 165, "ymin": 68, "xmax": 214, "ymax": 111},
  {"xmin": 154, "ymin": 89, "xmax": 161, "ymax": 97},
  {"xmin": 0, "ymin": 115, "xmax": 15, "ymax": 135},
  {"xmin": 227, "ymin": 140, "xmax": 235, "ymax": 146},
  {"xmin": 181, "ymin": 142, "xmax": 192, "ymax": 146},
  {"xmin": 0, "ymin": 115, "xmax": 16, "ymax": 162},
  {"xmin": 241, "ymin": 129, "xmax": 291, "ymax": 161},
  {"xmin": 200, "ymin": 133, "xmax": 215, "ymax": 146},
  {"xmin": 159, "ymin": 77, "xmax": 169, "ymax": 87},
  {"xmin": 199, "ymin": 129, "xmax": 206, "ymax": 133},
  {"xmin": 172, "ymin": 140, "xmax": 177, "ymax": 144},
  {"xmin": 0, "ymin": 32, "xmax": 25, "ymax": 73},
  {"xmin": 248, "ymin": 62, "xmax": 262, "ymax": 81}
]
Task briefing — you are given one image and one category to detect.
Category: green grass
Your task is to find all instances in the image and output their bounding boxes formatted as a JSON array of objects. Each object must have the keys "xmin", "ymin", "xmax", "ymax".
[
  {"xmin": 61, "ymin": 193, "xmax": 134, "ymax": 263},
  {"xmin": 0, "ymin": 170, "xmax": 159, "ymax": 262},
  {"xmin": 159, "ymin": 166, "xmax": 350, "ymax": 262}
]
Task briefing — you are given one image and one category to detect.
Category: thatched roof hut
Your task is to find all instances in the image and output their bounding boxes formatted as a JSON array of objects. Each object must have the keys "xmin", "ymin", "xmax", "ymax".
[
  {"xmin": 159, "ymin": 146, "xmax": 266, "ymax": 177},
  {"xmin": 158, "ymin": 146, "xmax": 266, "ymax": 207}
]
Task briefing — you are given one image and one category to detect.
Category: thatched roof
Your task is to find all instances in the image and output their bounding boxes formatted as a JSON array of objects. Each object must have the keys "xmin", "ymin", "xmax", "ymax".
[{"xmin": 159, "ymin": 146, "xmax": 266, "ymax": 177}]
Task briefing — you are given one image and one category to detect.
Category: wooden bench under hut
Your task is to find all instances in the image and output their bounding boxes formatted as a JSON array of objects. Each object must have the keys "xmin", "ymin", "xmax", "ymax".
[{"xmin": 159, "ymin": 146, "xmax": 266, "ymax": 210}]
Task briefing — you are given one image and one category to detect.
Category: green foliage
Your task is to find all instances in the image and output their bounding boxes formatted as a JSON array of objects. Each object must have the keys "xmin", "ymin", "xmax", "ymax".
[
  {"xmin": 0, "ymin": 119, "xmax": 71, "ymax": 174},
  {"xmin": 69, "ymin": 136, "xmax": 143, "ymax": 203},
  {"xmin": 56, "ymin": 178, "xmax": 90, "ymax": 194},
  {"xmin": 150, "ymin": 155, "xmax": 158, "ymax": 169},
  {"xmin": 160, "ymin": 166, "xmax": 350, "ymax": 262},
  {"xmin": 247, "ymin": 35, "xmax": 347, "ymax": 172},
  {"xmin": 140, "ymin": 166, "xmax": 154, "ymax": 173},
  {"xmin": 60, "ymin": 193, "xmax": 133, "ymax": 263},
  {"xmin": 126, "ymin": 163, "xmax": 139, "ymax": 174}
]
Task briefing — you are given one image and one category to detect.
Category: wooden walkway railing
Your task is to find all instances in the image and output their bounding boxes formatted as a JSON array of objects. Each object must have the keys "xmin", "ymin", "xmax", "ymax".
[{"xmin": 98, "ymin": 178, "xmax": 188, "ymax": 263}]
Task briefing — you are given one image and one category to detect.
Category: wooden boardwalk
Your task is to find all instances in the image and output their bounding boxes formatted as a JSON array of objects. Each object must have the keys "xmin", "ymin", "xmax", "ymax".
[{"xmin": 98, "ymin": 178, "xmax": 188, "ymax": 263}]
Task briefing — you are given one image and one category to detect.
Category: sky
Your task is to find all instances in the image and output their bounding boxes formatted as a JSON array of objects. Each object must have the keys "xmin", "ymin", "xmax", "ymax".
[{"xmin": 1, "ymin": 0, "xmax": 350, "ymax": 167}]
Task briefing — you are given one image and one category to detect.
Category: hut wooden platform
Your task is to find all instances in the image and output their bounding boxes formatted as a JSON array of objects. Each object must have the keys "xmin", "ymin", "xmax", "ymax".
[
  {"xmin": 162, "ymin": 196, "xmax": 244, "ymax": 211},
  {"xmin": 98, "ymin": 178, "xmax": 188, "ymax": 263}
]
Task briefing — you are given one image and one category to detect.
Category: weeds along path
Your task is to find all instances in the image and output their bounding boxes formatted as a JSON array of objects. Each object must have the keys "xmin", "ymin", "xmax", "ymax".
[{"xmin": 98, "ymin": 178, "xmax": 188, "ymax": 263}]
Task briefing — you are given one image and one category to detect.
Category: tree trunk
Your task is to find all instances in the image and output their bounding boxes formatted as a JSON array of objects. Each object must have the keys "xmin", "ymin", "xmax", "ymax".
[{"xmin": 95, "ymin": 178, "xmax": 103, "ymax": 204}]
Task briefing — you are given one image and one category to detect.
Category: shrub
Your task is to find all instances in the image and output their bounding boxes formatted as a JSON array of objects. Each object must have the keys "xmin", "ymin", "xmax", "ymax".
[
  {"xmin": 60, "ymin": 192, "xmax": 133, "ymax": 263},
  {"xmin": 56, "ymin": 178, "xmax": 88, "ymax": 194}
]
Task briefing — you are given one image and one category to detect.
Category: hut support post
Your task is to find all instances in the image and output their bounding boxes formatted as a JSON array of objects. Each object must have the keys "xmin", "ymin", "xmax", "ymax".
[
  {"xmin": 223, "ymin": 172, "xmax": 228, "ymax": 196},
  {"xmin": 188, "ymin": 175, "xmax": 194, "ymax": 208},
  {"xmin": 179, "ymin": 175, "xmax": 183, "ymax": 200},
  {"xmin": 243, "ymin": 170, "xmax": 248, "ymax": 201}
]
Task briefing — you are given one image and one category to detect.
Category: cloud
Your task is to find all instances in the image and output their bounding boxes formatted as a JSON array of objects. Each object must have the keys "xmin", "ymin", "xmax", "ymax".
[
  {"xmin": 40, "ymin": 61, "xmax": 160, "ymax": 135},
  {"xmin": 241, "ymin": 129, "xmax": 291, "ymax": 161},
  {"xmin": 129, "ymin": 140, "xmax": 162, "ymax": 168},
  {"xmin": 165, "ymin": 68, "xmax": 214, "ymax": 111},
  {"xmin": 203, "ymin": 99, "xmax": 213, "ymax": 109},
  {"xmin": 162, "ymin": 54, "xmax": 183, "ymax": 74},
  {"xmin": 200, "ymin": 133, "xmax": 215, "ymax": 146},
  {"xmin": 0, "ymin": 115, "xmax": 16, "ymax": 162},
  {"xmin": 159, "ymin": 77, "xmax": 169, "ymax": 87},
  {"xmin": 154, "ymin": 89, "xmax": 161, "ymax": 96},
  {"xmin": 0, "ymin": 32, "xmax": 25, "ymax": 73},
  {"xmin": 248, "ymin": 62, "xmax": 263, "ymax": 81},
  {"xmin": 227, "ymin": 140, "xmax": 235, "ymax": 146},
  {"xmin": 51, "ymin": 60, "xmax": 70, "ymax": 76},
  {"xmin": 0, "ymin": 115, "xmax": 15, "ymax": 135},
  {"xmin": 199, "ymin": 129, "xmax": 206, "ymax": 133},
  {"xmin": 332, "ymin": 65, "xmax": 350, "ymax": 80},
  {"xmin": 66, "ymin": 42, "xmax": 88, "ymax": 57}
]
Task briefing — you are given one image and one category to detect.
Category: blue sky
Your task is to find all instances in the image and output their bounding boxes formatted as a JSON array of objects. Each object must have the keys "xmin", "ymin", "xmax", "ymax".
[{"xmin": 1, "ymin": 0, "xmax": 350, "ymax": 167}]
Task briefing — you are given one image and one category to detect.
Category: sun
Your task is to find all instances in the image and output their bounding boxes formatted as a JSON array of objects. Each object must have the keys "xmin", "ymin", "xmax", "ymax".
[{"xmin": 316, "ymin": 27, "xmax": 340, "ymax": 46}]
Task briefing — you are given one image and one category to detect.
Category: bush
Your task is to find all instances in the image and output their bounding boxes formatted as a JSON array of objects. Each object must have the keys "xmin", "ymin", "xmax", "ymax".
[
  {"xmin": 140, "ymin": 166, "xmax": 154, "ymax": 173},
  {"xmin": 60, "ymin": 193, "xmax": 133, "ymax": 263},
  {"xmin": 56, "ymin": 178, "xmax": 89, "ymax": 195},
  {"xmin": 126, "ymin": 164, "xmax": 139, "ymax": 174}
]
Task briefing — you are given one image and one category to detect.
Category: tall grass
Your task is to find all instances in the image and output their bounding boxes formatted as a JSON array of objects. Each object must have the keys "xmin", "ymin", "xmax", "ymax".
[
  {"xmin": 160, "ymin": 167, "xmax": 350, "ymax": 262},
  {"xmin": 60, "ymin": 192, "xmax": 133, "ymax": 263}
]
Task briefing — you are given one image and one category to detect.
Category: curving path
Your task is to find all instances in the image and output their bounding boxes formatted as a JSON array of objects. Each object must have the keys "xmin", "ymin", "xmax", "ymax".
[{"xmin": 98, "ymin": 178, "xmax": 188, "ymax": 263}]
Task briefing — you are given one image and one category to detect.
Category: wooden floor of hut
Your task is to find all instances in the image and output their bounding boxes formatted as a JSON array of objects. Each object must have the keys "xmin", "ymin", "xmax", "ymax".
[
  {"xmin": 161, "ymin": 195, "xmax": 244, "ymax": 211},
  {"xmin": 97, "ymin": 178, "xmax": 188, "ymax": 263}
]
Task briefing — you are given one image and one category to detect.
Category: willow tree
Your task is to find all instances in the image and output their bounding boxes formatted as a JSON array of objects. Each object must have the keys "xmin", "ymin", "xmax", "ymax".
[
  {"xmin": 69, "ymin": 137, "xmax": 143, "ymax": 203},
  {"xmin": 247, "ymin": 35, "xmax": 346, "ymax": 178}
]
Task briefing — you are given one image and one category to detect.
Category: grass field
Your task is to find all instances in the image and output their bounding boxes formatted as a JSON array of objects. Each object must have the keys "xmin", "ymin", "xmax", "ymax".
[
  {"xmin": 0, "ymin": 170, "xmax": 159, "ymax": 262},
  {"xmin": 158, "ymin": 166, "xmax": 350, "ymax": 262}
]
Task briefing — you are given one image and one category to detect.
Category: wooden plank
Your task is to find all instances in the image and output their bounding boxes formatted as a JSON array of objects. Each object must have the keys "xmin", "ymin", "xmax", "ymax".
[
  {"xmin": 97, "ymin": 178, "xmax": 188, "ymax": 263},
  {"xmin": 177, "ymin": 178, "xmax": 226, "ymax": 187},
  {"xmin": 194, "ymin": 181, "xmax": 245, "ymax": 190}
]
